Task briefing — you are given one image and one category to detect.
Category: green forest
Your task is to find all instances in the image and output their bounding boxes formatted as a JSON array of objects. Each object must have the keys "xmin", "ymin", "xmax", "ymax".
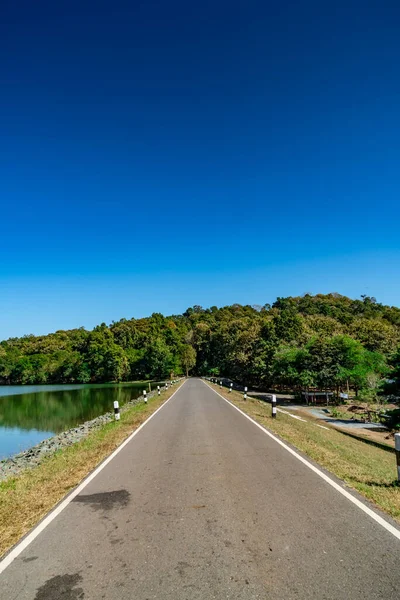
[{"xmin": 1, "ymin": 294, "xmax": 400, "ymax": 400}]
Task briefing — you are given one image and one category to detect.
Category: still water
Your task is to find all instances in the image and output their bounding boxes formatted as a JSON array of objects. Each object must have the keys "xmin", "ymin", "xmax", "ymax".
[{"xmin": 0, "ymin": 382, "xmax": 162, "ymax": 459}]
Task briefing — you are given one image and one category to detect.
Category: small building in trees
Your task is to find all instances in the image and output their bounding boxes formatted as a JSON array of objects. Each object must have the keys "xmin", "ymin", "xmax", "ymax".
[{"xmin": 301, "ymin": 390, "xmax": 334, "ymax": 405}]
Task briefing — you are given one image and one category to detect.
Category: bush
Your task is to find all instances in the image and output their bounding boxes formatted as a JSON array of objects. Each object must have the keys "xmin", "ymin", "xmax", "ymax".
[{"xmin": 379, "ymin": 408, "xmax": 400, "ymax": 430}]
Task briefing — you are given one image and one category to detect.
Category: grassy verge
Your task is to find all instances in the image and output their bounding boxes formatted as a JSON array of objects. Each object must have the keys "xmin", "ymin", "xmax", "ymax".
[
  {"xmin": 0, "ymin": 382, "xmax": 183, "ymax": 558},
  {"xmin": 206, "ymin": 381, "xmax": 400, "ymax": 523}
]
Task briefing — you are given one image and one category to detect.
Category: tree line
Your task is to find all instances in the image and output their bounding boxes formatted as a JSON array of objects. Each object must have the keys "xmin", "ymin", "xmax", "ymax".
[{"xmin": 1, "ymin": 294, "xmax": 400, "ymax": 400}]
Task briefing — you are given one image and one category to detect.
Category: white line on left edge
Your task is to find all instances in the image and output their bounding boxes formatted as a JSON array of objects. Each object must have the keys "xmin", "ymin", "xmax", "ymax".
[
  {"xmin": 0, "ymin": 381, "xmax": 186, "ymax": 574},
  {"xmin": 202, "ymin": 380, "xmax": 400, "ymax": 542}
]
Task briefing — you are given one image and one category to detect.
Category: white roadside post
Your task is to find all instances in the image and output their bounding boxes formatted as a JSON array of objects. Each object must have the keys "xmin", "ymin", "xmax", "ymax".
[
  {"xmin": 157, "ymin": 385, "xmax": 160, "ymax": 396},
  {"xmin": 143, "ymin": 390, "xmax": 147, "ymax": 404},
  {"xmin": 271, "ymin": 394, "xmax": 277, "ymax": 418},
  {"xmin": 220, "ymin": 381, "xmax": 222, "ymax": 388},
  {"xmin": 229, "ymin": 383, "xmax": 233, "ymax": 393},
  {"xmin": 113, "ymin": 400, "xmax": 120, "ymax": 421},
  {"xmin": 395, "ymin": 433, "xmax": 400, "ymax": 482},
  {"xmin": 244, "ymin": 386, "xmax": 247, "ymax": 400}
]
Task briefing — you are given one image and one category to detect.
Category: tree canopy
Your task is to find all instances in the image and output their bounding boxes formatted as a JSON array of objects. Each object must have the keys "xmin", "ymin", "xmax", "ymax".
[{"xmin": 1, "ymin": 293, "xmax": 399, "ymax": 400}]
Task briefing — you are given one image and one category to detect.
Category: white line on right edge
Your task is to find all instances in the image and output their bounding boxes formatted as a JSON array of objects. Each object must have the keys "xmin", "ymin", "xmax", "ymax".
[{"xmin": 202, "ymin": 380, "xmax": 400, "ymax": 542}]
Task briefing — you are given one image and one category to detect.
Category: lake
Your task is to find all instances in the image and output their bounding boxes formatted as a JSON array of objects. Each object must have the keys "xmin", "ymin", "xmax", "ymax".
[{"xmin": 0, "ymin": 381, "xmax": 163, "ymax": 460}]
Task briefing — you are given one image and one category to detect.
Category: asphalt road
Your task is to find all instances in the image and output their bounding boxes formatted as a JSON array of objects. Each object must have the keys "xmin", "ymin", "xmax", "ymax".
[{"xmin": 1, "ymin": 378, "xmax": 400, "ymax": 599}]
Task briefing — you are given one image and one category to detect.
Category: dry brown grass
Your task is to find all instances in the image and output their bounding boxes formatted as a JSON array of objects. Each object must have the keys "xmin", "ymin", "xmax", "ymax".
[
  {"xmin": 206, "ymin": 381, "xmax": 400, "ymax": 523},
  {"xmin": 0, "ymin": 383, "xmax": 183, "ymax": 558}
]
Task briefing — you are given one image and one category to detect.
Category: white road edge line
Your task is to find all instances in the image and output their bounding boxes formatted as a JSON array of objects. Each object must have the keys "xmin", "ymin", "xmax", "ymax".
[
  {"xmin": 316, "ymin": 424, "xmax": 330, "ymax": 430},
  {"xmin": 203, "ymin": 381, "xmax": 400, "ymax": 542},
  {"xmin": 277, "ymin": 408, "xmax": 307, "ymax": 421},
  {"xmin": 0, "ymin": 381, "xmax": 187, "ymax": 574}
]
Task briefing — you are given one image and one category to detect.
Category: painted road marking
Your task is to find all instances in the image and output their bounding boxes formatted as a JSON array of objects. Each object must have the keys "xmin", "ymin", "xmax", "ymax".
[
  {"xmin": 0, "ymin": 381, "xmax": 187, "ymax": 575},
  {"xmin": 277, "ymin": 408, "xmax": 307, "ymax": 421},
  {"xmin": 274, "ymin": 406, "xmax": 331, "ymax": 431},
  {"xmin": 204, "ymin": 381, "xmax": 400, "ymax": 542},
  {"xmin": 276, "ymin": 407, "xmax": 331, "ymax": 430}
]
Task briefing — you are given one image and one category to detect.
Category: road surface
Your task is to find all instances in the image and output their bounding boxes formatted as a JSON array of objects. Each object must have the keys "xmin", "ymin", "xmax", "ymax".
[{"xmin": 1, "ymin": 378, "xmax": 400, "ymax": 599}]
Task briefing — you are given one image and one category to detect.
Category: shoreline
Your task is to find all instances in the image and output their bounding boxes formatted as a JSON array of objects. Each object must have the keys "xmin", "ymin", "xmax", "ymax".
[
  {"xmin": 0, "ymin": 390, "xmax": 157, "ymax": 481},
  {"xmin": 0, "ymin": 381, "xmax": 185, "ymax": 558}
]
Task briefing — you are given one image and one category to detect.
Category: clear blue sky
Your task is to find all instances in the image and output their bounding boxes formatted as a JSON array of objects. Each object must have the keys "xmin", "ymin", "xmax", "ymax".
[{"xmin": 1, "ymin": 1, "xmax": 399, "ymax": 339}]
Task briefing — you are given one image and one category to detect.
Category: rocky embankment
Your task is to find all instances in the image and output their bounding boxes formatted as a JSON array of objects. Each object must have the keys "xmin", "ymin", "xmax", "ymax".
[{"xmin": 0, "ymin": 390, "xmax": 158, "ymax": 481}]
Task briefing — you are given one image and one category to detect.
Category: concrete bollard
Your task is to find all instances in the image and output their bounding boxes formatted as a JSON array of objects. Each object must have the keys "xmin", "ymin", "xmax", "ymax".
[
  {"xmin": 229, "ymin": 383, "xmax": 233, "ymax": 393},
  {"xmin": 395, "ymin": 433, "xmax": 400, "ymax": 482},
  {"xmin": 157, "ymin": 385, "xmax": 160, "ymax": 396},
  {"xmin": 114, "ymin": 400, "xmax": 120, "ymax": 421},
  {"xmin": 244, "ymin": 386, "xmax": 247, "ymax": 400},
  {"xmin": 143, "ymin": 390, "xmax": 147, "ymax": 403},
  {"xmin": 271, "ymin": 394, "xmax": 277, "ymax": 418}
]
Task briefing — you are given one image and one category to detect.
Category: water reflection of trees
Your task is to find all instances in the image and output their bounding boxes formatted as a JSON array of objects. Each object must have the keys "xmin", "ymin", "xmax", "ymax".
[{"xmin": 0, "ymin": 383, "xmax": 154, "ymax": 433}]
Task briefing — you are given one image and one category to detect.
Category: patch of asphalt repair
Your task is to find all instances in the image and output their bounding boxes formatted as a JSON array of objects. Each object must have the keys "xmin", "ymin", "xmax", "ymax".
[
  {"xmin": 72, "ymin": 489, "xmax": 130, "ymax": 512},
  {"xmin": 34, "ymin": 573, "xmax": 84, "ymax": 600}
]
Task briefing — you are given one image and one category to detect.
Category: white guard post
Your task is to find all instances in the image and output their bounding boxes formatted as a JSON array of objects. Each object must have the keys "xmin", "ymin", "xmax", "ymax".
[
  {"xmin": 114, "ymin": 400, "xmax": 120, "ymax": 421},
  {"xmin": 395, "ymin": 433, "xmax": 400, "ymax": 482},
  {"xmin": 271, "ymin": 394, "xmax": 277, "ymax": 418}
]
